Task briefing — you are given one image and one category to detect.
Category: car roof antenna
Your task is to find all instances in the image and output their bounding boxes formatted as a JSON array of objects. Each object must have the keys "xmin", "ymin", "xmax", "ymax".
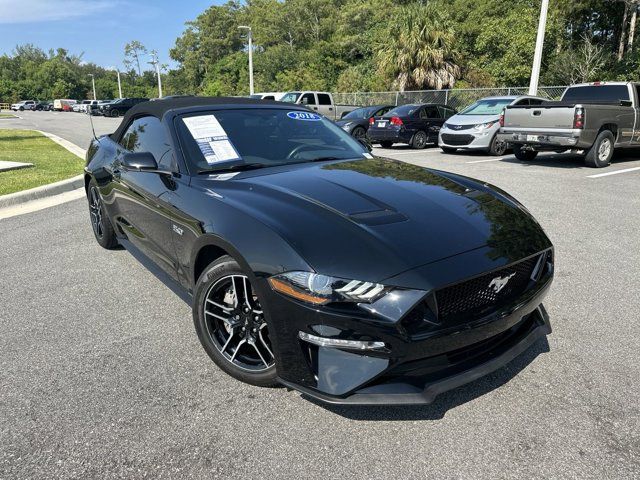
[{"xmin": 88, "ymin": 109, "xmax": 98, "ymax": 141}]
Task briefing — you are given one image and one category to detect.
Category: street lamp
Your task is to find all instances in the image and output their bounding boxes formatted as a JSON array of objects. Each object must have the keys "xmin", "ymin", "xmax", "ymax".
[
  {"xmin": 148, "ymin": 53, "xmax": 163, "ymax": 98},
  {"xmin": 528, "ymin": 0, "xmax": 549, "ymax": 95},
  {"xmin": 87, "ymin": 73, "xmax": 96, "ymax": 100},
  {"xmin": 238, "ymin": 25, "xmax": 254, "ymax": 95}
]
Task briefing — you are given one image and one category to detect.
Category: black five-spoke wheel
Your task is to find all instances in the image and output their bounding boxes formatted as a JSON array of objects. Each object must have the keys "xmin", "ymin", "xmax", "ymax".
[
  {"xmin": 204, "ymin": 274, "xmax": 274, "ymax": 371},
  {"xmin": 193, "ymin": 256, "xmax": 278, "ymax": 386},
  {"xmin": 89, "ymin": 186, "xmax": 104, "ymax": 239}
]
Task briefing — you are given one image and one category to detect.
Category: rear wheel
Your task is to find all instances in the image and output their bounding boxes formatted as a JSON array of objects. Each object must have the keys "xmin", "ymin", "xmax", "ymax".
[
  {"xmin": 193, "ymin": 256, "xmax": 278, "ymax": 387},
  {"xmin": 351, "ymin": 126, "xmax": 367, "ymax": 142},
  {"xmin": 488, "ymin": 134, "xmax": 508, "ymax": 156},
  {"xmin": 441, "ymin": 146, "xmax": 457, "ymax": 154},
  {"xmin": 585, "ymin": 130, "xmax": 614, "ymax": 168},
  {"xmin": 411, "ymin": 131, "xmax": 428, "ymax": 149},
  {"xmin": 380, "ymin": 141, "xmax": 394, "ymax": 148},
  {"xmin": 110, "ymin": 109, "xmax": 119, "ymax": 117},
  {"xmin": 87, "ymin": 179, "xmax": 118, "ymax": 249},
  {"xmin": 513, "ymin": 144, "xmax": 538, "ymax": 161}
]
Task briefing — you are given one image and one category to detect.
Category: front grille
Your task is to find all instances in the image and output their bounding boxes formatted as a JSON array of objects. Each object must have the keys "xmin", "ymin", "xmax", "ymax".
[
  {"xmin": 441, "ymin": 133, "xmax": 475, "ymax": 146},
  {"xmin": 435, "ymin": 255, "xmax": 540, "ymax": 324}
]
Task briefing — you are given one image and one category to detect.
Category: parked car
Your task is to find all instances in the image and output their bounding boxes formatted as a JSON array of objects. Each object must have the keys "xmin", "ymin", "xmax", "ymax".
[
  {"xmin": 35, "ymin": 101, "xmax": 53, "ymax": 111},
  {"xmin": 73, "ymin": 100, "xmax": 91, "ymax": 113},
  {"xmin": 10, "ymin": 100, "xmax": 36, "ymax": 111},
  {"xmin": 498, "ymin": 82, "xmax": 640, "ymax": 168},
  {"xmin": 101, "ymin": 97, "xmax": 149, "ymax": 117},
  {"xmin": 53, "ymin": 99, "xmax": 77, "ymax": 111},
  {"xmin": 88, "ymin": 100, "xmax": 112, "ymax": 115},
  {"xmin": 249, "ymin": 92, "xmax": 285, "ymax": 101},
  {"xmin": 84, "ymin": 96, "xmax": 554, "ymax": 405},
  {"xmin": 368, "ymin": 103, "xmax": 456, "ymax": 149},
  {"xmin": 280, "ymin": 91, "xmax": 357, "ymax": 120},
  {"xmin": 334, "ymin": 105, "xmax": 395, "ymax": 141},
  {"xmin": 439, "ymin": 96, "xmax": 546, "ymax": 156}
]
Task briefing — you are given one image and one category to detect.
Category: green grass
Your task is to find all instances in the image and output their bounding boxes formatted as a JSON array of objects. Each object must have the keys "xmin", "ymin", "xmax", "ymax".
[
  {"xmin": 0, "ymin": 130, "xmax": 84, "ymax": 196},
  {"xmin": 0, "ymin": 113, "xmax": 17, "ymax": 118}
]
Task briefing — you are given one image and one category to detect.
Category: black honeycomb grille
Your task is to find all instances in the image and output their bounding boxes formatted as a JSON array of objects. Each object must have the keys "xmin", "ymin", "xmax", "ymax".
[{"xmin": 435, "ymin": 255, "xmax": 540, "ymax": 323}]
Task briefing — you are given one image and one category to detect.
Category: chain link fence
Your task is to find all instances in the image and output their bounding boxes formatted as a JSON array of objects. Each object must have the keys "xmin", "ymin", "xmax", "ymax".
[{"xmin": 333, "ymin": 86, "xmax": 568, "ymax": 110}]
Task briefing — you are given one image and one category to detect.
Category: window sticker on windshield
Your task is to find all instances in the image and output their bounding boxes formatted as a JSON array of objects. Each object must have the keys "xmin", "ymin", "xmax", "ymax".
[
  {"xmin": 183, "ymin": 115, "xmax": 241, "ymax": 164},
  {"xmin": 287, "ymin": 111, "xmax": 322, "ymax": 121},
  {"xmin": 363, "ymin": 152, "xmax": 373, "ymax": 159}
]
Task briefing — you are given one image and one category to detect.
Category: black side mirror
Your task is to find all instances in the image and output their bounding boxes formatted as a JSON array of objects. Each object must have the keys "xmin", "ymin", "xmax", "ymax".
[
  {"xmin": 121, "ymin": 152, "xmax": 158, "ymax": 171},
  {"xmin": 358, "ymin": 137, "xmax": 373, "ymax": 152},
  {"xmin": 620, "ymin": 100, "xmax": 632, "ymax": 107}
]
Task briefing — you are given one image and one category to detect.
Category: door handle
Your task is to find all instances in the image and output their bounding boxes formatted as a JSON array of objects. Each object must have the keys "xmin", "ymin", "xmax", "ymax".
[
  {"xmin": 329, "ymin": 107, "xmax": 333, "ymax": 111},
  {"xmin": 313, "ymin": 107, "xmax": 318, "ymax": 110}
]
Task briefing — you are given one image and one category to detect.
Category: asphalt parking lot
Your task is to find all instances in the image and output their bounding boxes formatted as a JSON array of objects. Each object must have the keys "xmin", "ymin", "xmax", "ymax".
[{"xmin": 1, "ymin": 111, "xmax": 639, "ymax": 478}]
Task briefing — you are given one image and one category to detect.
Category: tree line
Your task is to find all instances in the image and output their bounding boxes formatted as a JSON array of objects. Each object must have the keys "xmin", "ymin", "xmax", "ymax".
[{"xmin": 1, "ymin": 0, "xmax": 639, "ymax": 103}]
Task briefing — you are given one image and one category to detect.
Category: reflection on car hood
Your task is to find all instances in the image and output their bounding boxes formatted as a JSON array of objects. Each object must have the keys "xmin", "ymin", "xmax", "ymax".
[
  {"xmin": 199, "ymin": 157, "xmax": 550, "ymax": 282},
  {"xmin": 447, "ymin": 113, "xmax": 499, "ymax": 126}
]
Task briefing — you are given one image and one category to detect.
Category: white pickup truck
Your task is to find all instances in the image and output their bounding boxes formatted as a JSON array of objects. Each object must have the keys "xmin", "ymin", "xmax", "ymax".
[{"xmin": 280, "ymin": 91, "xmax": 357, "ymax": 120}]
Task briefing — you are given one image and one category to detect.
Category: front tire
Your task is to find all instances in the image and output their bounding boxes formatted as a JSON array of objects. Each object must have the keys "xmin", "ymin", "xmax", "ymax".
[
  {"xmin": 193, "ymin": 256, "xmax": 278, "ymax": 387},
  {"xmin": 488, "ymin": 134, "xmax": 508, "ymax": 156},
  {"xmin": 584, "ymin": 130, "xmax": 614, "ymax": 168},
  {"xmin": 513, "ymin": 144, "xmax": 538, "ymax": 161},
  {"xmin": 380, "ymin": 141, "xmax": 394, "ymax": 148},
  {"xmin": 87, "ymin": 179, "xmax": 118, "ymax": 249},
  {"xmin": 351, "ymin": 126, "xmax": 367, "ymax": 142}
]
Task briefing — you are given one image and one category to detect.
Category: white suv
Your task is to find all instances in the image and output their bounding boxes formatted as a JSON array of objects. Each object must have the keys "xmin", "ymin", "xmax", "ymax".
[{"xmin": 11, "ymin": 100, "xmax": 36, "ymax": 111}]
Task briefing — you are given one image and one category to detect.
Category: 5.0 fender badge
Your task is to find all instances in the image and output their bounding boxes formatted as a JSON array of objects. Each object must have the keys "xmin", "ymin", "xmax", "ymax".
[{"xmin": 489, "ymin": 272, "xmax": 516, "ymax": 293}]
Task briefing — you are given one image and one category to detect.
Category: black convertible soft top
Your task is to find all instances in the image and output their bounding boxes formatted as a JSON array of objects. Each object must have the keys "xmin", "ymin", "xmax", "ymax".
[{"xmin": 110, "ymin": 96, "xmax": 288, "ymax": 141}]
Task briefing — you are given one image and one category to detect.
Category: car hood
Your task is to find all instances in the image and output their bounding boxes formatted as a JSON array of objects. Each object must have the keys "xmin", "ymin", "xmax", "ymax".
[
  {"xmin": 446, "ymin": 113, "xmax": 499, "ymax": 127},
  {"xmin": 198, "ymin": 157, "xmax": 550, "ymax": 282}
]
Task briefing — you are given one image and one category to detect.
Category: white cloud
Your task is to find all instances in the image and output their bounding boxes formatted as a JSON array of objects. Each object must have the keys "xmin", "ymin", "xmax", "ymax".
[{"xmin": 0, "ymin": 0, "xmax": 114, "ymax": 24}]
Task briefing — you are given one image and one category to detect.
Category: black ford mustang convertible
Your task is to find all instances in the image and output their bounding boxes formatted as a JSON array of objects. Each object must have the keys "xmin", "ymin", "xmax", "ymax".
[{"xmin": 85, "ymin": 97, "xmax": 554, "ymax": 405}]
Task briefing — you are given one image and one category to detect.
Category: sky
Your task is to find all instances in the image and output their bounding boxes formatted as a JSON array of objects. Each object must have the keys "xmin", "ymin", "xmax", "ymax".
[{"xmin": 0, "ymin": 0, "xmax": 224, "ymax": 69}]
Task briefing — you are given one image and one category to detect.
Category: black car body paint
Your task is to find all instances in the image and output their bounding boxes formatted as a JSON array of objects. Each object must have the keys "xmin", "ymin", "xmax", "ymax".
[{"xmin": 85, "ymin": 97, "xmax": 553, "ymax": 405}]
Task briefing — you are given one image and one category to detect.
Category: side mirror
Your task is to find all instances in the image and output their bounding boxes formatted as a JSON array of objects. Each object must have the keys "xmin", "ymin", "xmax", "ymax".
[
  {"xmin": 121, "ymin": 152, "xmax": 158, "ymax": 171},
  {"xmin": 358, "ymin": 137, "xmax": 373, "ymax": 152},
  {"xmin": 620, "ymin": 100, "xmax": 632, "ymax": 107}
]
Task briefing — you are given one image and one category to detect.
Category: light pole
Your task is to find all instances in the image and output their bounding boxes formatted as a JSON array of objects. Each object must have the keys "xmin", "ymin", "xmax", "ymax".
[
  {"xmin": 87, "ymin": 73, "xmax": 96, "ymax": 100},
  {"xmin": 116, "ymin": 69, "xmax": 123, "ymax": 99},
  {"xmin": 148, "ymin": 53, "xmax": 163, "ymax": 98},
  {"xmin": 238, "ymin": 25, "xmax": 254, "ymax": 95},
  {"xmin": 528, "ymin": 0, "xmax": 549, "ymax": 95}
]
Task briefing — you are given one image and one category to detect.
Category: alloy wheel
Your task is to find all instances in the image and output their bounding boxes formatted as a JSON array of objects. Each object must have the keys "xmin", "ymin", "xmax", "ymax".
[
  {"xmin": 598, "ymin": 138, "xmax": 612, "ymax": 162},
  {"xmin": 203, "ymin": 274, "xmax": 274, "ymax": 372},
  {"xmin": 89, "ymin": 186, "xmax": 104, "ymax": 238}
]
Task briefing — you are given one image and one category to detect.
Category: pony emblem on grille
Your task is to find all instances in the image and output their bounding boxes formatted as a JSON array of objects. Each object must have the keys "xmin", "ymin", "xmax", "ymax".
[{"xmin": 488, "ymin": 272, "xmax": 516, "ymax": 293}]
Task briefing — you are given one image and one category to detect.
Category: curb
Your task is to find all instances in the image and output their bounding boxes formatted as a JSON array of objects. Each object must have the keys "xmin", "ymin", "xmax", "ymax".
[
  {"xmin": 0, "ymin": 174, "xmax": 85, "ymax": 209},
  {"xmin": 0, "ymin": 130, "xmax": 87, "ymax": 209}
]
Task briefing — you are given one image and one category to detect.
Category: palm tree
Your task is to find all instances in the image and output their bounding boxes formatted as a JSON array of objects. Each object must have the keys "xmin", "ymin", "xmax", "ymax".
[{"xmin": 377, "ymin": 3, "xmax": 460, "ymax": 91}]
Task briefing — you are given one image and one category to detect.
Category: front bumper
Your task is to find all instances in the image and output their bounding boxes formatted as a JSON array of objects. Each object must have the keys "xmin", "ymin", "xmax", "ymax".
[
  {"xmin": 265, "ymin": 249, "xmax": 554, "ymax": 405},
  {"xmin": 438, "ymin": 128, "xmax": 495, "ymax": 150}
]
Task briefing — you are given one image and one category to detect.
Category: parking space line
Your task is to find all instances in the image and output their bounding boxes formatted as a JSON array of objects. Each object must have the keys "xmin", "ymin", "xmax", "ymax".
[
  {"xmin": 466, "ymin": 158, "xmax": 505, "ymax": 164},
  {"xmin": 373, "ymin": 150, "xmax": 419, "ymax": 156},
  {"xmin": 587, "ymin": 167, "xmax": 640, "ymax": 178}
]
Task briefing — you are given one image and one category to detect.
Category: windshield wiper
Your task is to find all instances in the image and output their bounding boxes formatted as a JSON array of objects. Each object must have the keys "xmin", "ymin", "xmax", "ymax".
[
  {"xmin": 307, "ymin": 156, "xmax": 344, "ymax": 162},
  {"xmin": 198, "ymin": 163, "xmax": 267, "ymax": 174}
]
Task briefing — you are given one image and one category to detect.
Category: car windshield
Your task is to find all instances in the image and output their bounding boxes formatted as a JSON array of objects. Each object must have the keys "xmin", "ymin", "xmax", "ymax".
[
  {"xmin": 459, "ymin": 99, "xmax": 513, "ymax": 115},
  {"xmin": 280, "ymin": 92, "xmax": 301, "ymax": 103},
  {"xmin": 177, "ymin": 108, "xmax": 368, "ymax": 174},
  {"xmin": 385, "ymin": 104, "xmax": 419, "ymax": 117},
  {"xmin": 342, "ymin": 106, "xmax": 377, "ymax": 120}
]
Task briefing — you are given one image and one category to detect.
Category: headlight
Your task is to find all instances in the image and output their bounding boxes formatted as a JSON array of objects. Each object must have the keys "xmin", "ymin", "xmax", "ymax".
[
  {"xmin": 340, "ymin": 122, "xmax": 354, "ymax": 130},
  {"xmin": 268, "ymin": 271, "xmax": 389, "ymax": 305},
  {"xmin": 443, "ymin": 122, "xmax": 451, "ymax": 129},
  {"xmin": 473, "ymin": 121, "xmax": 496, "ymax": 131}
]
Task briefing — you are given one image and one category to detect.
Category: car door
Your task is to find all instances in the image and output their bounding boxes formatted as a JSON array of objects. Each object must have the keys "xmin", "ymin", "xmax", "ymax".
[
  {"xmin": 316, "ymin": 93, "xmax": 334, "ymax": 118},
  {"xmin": 300, "ymin": 92, "xmax": 318, "ymax": 113},
  {"xmin": 113, "ymin": 116, "xmax": 180, "ymax": 279},
  {"xmin": 421, "ymin": 106, "xmax": 444, "ymax": 142}
]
